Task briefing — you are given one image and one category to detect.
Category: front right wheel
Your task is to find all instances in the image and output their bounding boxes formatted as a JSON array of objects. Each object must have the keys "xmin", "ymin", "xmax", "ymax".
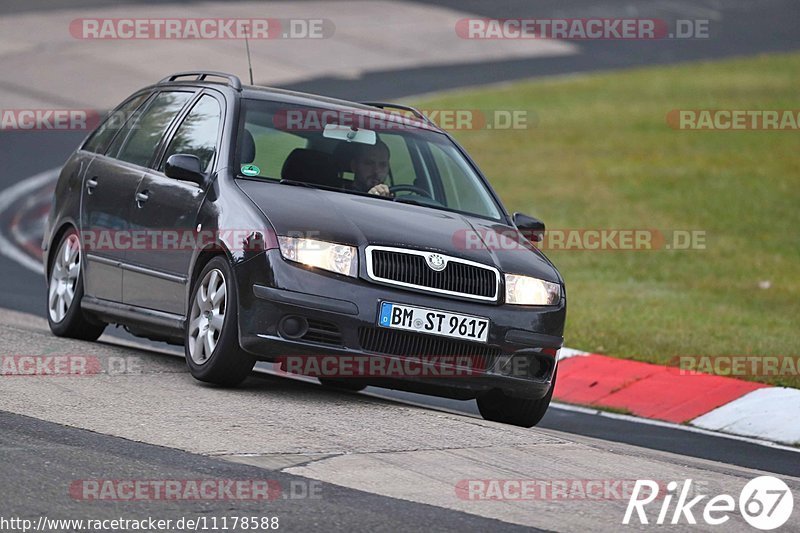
[
  {"xmin": 185, "ymin": 256, "xmax": 255, "ymax": 386},
  {"xmin": 476, "ymin": 367, "xmax": 558, "ymax": 428}
]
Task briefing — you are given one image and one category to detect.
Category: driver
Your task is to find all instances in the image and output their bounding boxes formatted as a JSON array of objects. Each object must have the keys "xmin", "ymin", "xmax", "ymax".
[{"xmin": 348, "ymin": 140, "xmax": 392, "ymax": 197}]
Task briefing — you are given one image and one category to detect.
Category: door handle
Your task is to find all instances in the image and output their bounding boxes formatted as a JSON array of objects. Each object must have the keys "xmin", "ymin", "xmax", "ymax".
[
  {"xmin": 135, "ymin": 191, "xmax": 150, "ymax": 206},
  {"xmin": 86, "ymin": 177, "xmax": 98, "ymax": 194}
]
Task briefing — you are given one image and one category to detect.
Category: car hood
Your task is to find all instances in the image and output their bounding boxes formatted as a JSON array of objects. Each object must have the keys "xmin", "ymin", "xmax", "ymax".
[{"xmin": 237, "ymin": 180, "xmax": 561, "ymax": 283}]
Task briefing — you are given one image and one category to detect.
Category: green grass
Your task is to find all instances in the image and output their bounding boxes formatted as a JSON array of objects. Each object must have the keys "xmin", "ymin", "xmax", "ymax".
[{"xmin": 412, "ymin": 52, "xmax": 800, "ymax": 388}]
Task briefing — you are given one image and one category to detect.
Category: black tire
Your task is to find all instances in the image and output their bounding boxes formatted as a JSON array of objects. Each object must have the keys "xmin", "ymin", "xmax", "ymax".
[
  {"xmin": 46, "ymin": 228, "xmax": 106, "ymax": 341},
  {"xmin": 319, "ymin": 378, "xmax": 367, "ymax": 392},
  {"xmin": 476, "ymin": 367, "xmax": 558, "ymax": 428},
  {"xmin": 185, "ymin": 256, "xmax": 255, "ymax": 386}
]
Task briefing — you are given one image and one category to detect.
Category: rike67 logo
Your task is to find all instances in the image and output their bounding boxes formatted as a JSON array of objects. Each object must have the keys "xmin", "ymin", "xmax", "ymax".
[{"xmin": 624, "ymin": 476, "xmax": 794, "ymax": 530}]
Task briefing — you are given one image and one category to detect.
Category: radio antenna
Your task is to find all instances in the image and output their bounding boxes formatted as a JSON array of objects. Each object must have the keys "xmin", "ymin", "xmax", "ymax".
[{"xmin": 244, "ymin": 26, "xmax": 254, "ymax": 85}]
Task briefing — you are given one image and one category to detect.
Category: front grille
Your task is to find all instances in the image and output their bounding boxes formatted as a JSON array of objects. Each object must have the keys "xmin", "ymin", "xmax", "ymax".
[
  {"xmin": 301, "ymin": 319, "xmax": 343, "ymax": 346},
  {"xmin": 367, "ymin": 247, "xmax": 498, "ymax": 301},
  {"xmin": 359, "ymin": 327, "xmax": 500, "ymax": 372}
]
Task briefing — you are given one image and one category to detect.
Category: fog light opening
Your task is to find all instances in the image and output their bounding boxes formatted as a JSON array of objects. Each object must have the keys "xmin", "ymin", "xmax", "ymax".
[
  {"xmin": 496, "ymin": 351, "xmax": 555, "ymax": 379},
  {"xmin": 278, "ymin": 315, "xmax": 309, "ymax": 339}
]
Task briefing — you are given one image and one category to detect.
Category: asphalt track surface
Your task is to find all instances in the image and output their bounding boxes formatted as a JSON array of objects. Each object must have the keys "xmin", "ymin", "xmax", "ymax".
[
  {"xmin": 2, "ymin": 0, "xmax": 800, "ymax": 530},
  {"xmin": 4, "ymin": 0, "xmax": 800, "ymax": 101},
  {"xmin": 1, "ymin": 410, "xmax": 537, "ymax": 532}
]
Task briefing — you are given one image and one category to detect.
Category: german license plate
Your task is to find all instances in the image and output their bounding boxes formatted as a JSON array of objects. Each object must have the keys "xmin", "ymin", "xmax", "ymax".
[{"xmin": 378, "ymin": 302, "xmax": 490, "ymax": 343}]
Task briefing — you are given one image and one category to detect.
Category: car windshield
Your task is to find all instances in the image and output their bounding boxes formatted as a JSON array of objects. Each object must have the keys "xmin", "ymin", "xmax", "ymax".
[{"xmin": 235, "ymin": 99, "xmax": 504, "ymax": 221}]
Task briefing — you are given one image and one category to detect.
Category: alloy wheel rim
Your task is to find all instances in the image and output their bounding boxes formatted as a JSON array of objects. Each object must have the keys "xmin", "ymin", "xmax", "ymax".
[
  {"xmin": 188, "ymin": 268, "xmax": 227, "ymax": 365},
  {"xmin": 48, "ymin": 234, "xmax": 81, "ymax": 323}
]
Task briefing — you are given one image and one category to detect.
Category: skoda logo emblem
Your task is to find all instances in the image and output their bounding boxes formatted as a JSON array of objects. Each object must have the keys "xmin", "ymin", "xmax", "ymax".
[{"xmin": 426, "ymin": 253, "xmax": 446, "ymax": 271}]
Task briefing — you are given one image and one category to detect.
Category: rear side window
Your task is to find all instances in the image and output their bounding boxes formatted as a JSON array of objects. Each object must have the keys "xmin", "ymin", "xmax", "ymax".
[
  {"xmin": 83, "ymin": 93, "xmax": 149, "ymax": 154},
  {"xmin": 108, "ymin": 91, "xmax": 193, "ymax": 167},
  {"xmin": 160, "ymin": 95, "xmax": 222, "ymax": 172}
]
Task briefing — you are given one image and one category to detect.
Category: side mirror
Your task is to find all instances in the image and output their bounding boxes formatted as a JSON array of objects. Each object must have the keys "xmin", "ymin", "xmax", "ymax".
[
  {"xmin": 165, "ymin": 154, "xmax": 206, "ymax": 186},
  {"xmin": 513, "ymin": 212, "xmax": 545, "ymax": 242}
]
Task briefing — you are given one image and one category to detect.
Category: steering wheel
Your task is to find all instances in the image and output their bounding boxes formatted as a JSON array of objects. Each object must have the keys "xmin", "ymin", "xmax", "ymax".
[{"xmin": 389, "ymin": 184, "xmax": 433, "ymax": 199}]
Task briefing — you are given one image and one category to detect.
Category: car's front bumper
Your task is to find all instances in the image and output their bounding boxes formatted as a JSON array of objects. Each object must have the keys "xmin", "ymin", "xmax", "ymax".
[{"xmin": 235, "ymin": 250, "xmax": 566, "ymax": 401}]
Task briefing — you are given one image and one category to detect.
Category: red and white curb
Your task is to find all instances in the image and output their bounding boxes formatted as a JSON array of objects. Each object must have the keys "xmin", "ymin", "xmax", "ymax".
[
  {"xmin": 555, "ymin": 350, "xmax": 800, "ymax": 446},
  {"xmin": 692, "ymin": 388, "xmax": 800, "ymax": 445}
]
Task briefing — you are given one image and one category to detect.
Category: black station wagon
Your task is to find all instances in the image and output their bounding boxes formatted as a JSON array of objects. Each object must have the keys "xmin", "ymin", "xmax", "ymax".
[{"xmin": 44, "ymin": 71, "xmax": 566, "ymax": 427}]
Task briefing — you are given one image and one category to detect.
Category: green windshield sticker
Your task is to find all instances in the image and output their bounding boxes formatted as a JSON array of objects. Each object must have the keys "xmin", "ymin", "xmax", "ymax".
[{"xmin": 241, "ymin": 164, "xmax": 260, "ymax": 176}]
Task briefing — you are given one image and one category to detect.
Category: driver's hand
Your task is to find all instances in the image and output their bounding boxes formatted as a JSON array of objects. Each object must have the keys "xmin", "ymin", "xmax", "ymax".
[{"xmin": 368, "ymin": 183, "xmax": 391, "ymax": 197}]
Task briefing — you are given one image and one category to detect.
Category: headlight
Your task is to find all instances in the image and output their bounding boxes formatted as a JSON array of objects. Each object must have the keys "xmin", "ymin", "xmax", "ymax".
[
  {"xmin": 278, "ymin": 237, "xmax": 358, "ymax": 277},
  {"xmin": 504, "ymin": 274, "xmax": 560, "ymax": 305}
]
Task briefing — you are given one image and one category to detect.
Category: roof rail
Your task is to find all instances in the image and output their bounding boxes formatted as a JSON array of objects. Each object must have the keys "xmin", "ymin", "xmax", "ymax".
[
  {"xmin": 159, "ymin": 71, "xmax": 242, "ymax": 91},
  {"xmin": 362, "ymin": 102, "xmax": 436, "ymax": 127}
]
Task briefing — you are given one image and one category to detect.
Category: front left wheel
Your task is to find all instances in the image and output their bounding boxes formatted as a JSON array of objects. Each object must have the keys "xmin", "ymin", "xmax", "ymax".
[
  {"xmin": 185, "ymin": 256, "xmax": 255, "ymax": 386},
  {"xmin": 47, "ymin": 229, "xmax": 106, "ymax": 340}
]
